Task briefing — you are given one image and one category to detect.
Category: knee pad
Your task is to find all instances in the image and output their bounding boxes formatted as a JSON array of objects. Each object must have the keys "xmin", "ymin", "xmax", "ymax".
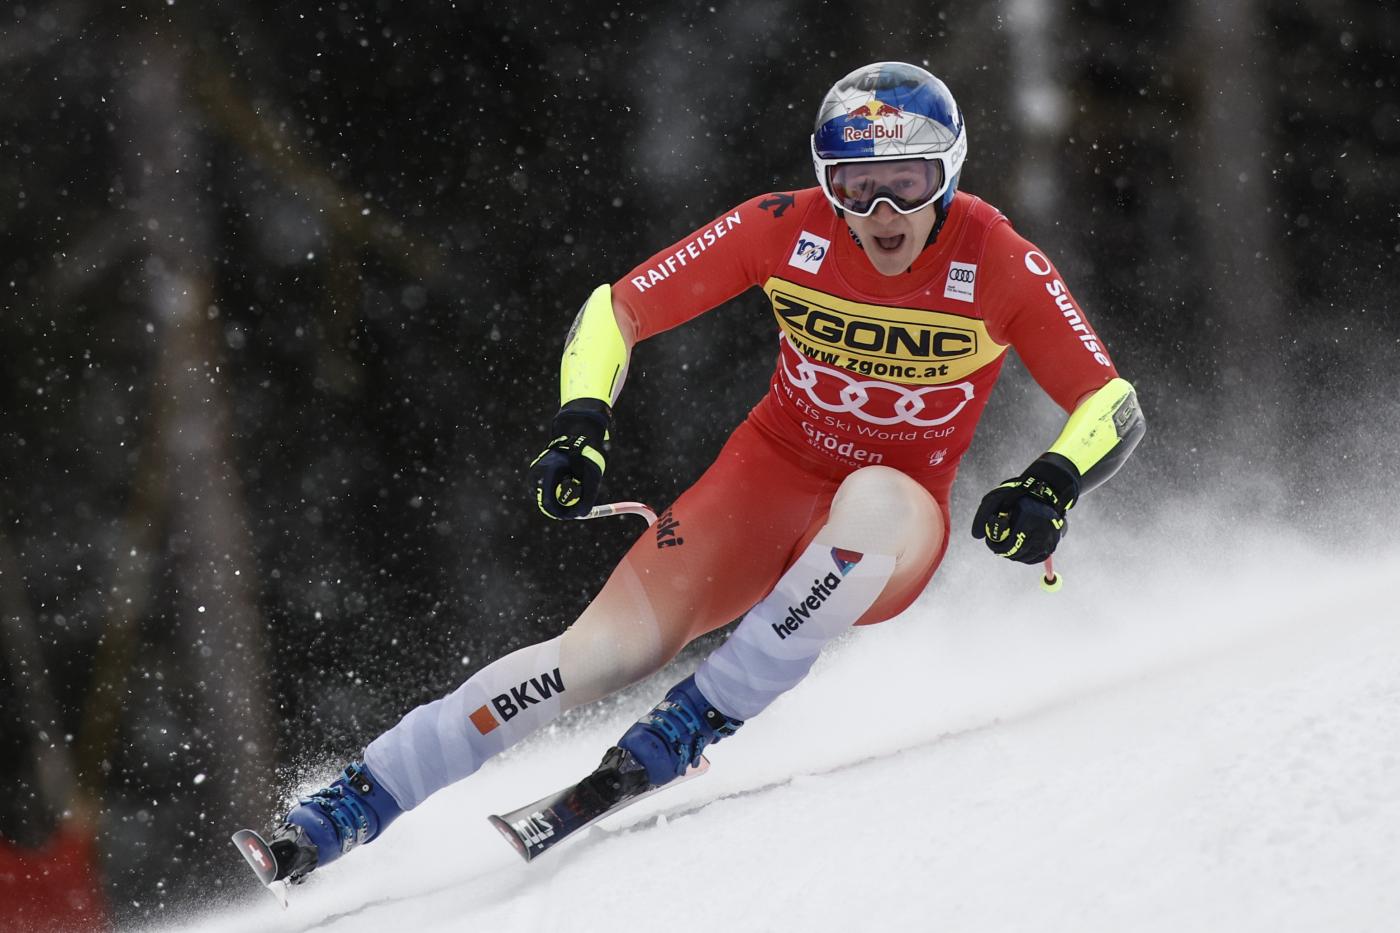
[{"xmin": 817, "ymin": 466, "xmax": 943, "ymax": 564}]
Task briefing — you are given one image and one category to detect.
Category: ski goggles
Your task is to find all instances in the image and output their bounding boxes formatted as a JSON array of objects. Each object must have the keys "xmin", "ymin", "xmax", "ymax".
[{"xmin": 811, "ymin": 133, "xmax": 966, "ymax": 217}]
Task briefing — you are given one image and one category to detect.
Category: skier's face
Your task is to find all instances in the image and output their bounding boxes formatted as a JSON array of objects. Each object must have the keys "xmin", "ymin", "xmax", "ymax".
[{"xmin": 844, "ymin": 200, "xmax": 938, "ymax": 276}]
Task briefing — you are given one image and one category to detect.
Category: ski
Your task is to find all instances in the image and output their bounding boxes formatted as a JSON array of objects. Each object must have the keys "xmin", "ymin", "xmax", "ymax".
[
  {"xmin": 230, "ymin": 829, "xmax": 289, "ymax": 908},
  {"xmin": 489, "ymin": 755, "xmax": 709, "ymax": 862}
]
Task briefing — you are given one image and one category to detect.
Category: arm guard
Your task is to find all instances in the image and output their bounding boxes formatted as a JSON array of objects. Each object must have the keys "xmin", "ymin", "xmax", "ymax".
[
  {"xmin": 1042, "ymin": 377, "xmax": 1146, "ymax": 497},
  {"xmin": 560, "ymin": 284, "xmax": 631, "ymax": 407}
]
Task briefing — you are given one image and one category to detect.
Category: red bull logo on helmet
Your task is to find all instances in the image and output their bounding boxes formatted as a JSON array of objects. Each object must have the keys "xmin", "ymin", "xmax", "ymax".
[
  {"xmin": 846, "ymin": 99, "xmax": 903, "ymax": 121},
  {"xmin": 842, "ymin": 97, "xmax": 907, "ymax": 142},
  {"xmin": 842, "ymin": 122, "xmax": 907, "ymax": 143}
]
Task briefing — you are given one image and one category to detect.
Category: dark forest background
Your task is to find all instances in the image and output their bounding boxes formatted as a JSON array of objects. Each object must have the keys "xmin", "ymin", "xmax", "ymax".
[{"xmin": 1, "ymin": 0, "xmax": 1396, "ymax": 928}]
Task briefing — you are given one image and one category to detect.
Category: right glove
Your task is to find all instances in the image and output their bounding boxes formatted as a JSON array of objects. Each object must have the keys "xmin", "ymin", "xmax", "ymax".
[
  {"xmin": 528, "ymin": 398, "xmax": 611, "ymax": 520},
  {"xmin": 970, "ymin": 455, "xmax": 1079, "ymax": 564}
]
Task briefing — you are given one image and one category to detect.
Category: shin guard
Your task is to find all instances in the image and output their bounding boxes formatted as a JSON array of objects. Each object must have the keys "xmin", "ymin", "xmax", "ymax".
[
  {"xmin": 364, "ymin": 636, "xmax": 567, "ymax": 809},
  {"xmin": 695, "ymin": 542, "xmax": 895, "ymax": 721}
]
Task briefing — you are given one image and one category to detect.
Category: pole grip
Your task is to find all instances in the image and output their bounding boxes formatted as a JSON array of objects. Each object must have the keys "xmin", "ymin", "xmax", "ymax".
[{"xmin": 582, "ymin": 501, "xmax": 658, "ymax": 526}]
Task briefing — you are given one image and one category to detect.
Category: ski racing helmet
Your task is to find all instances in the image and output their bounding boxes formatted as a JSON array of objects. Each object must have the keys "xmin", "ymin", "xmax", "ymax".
[{"xmin": 811, "ymin": 62, "xmax": 967, "ymax": 238}]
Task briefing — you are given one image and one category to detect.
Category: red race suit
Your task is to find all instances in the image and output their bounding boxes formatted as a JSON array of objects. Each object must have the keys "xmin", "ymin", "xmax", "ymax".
[
  {"xmin": 599, "ymin": 188, "xmax": 1120, "ymax": 633},
  {"xmin": 615, "ymin": 188, "xmax": 1118, "ymax": 481}
]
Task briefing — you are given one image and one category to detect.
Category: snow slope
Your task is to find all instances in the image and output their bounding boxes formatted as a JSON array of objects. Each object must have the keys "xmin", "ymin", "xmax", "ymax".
[{"xmin": 151, "ymin": 515, "xmax": 1400, "ymax": 933}]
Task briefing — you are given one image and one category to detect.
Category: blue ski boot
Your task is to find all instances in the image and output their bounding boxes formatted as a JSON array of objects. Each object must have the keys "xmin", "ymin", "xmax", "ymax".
[
  {"xmin": 614, "ymin": 674, "xmax": 744, "ymax": 790},
  {"xmin": 266, "ymin": 761, "xmax": 403, "ymax": 883}
]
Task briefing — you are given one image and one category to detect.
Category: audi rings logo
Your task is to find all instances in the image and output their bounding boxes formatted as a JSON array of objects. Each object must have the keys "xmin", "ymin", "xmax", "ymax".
[
  {"xmin": 1024, "ymin": 250, "xmax": 1053, "ymax": 277},
  {"xmin": 943, "ymin": 261, "xmax": 977, "ymax": 303},
  {"xmin": 780, "ymin": 336, "xmax": 976, "ymax": 427}
]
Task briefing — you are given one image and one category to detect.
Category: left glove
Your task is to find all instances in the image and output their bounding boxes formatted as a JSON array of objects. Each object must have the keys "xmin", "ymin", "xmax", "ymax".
[
  {"xmin": 529, "ymin": 398, "xmax": 611, "ymax": 520},
  {"xmin": 971, "ymin": 456, "xmax": 1080, "ymax": 564}
]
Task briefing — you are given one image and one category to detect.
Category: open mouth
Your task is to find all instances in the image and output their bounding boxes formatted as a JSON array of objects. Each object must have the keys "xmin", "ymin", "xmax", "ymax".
[{"xmin": 873, "ymin": 234, "xmax": 905, "ymax": 251}]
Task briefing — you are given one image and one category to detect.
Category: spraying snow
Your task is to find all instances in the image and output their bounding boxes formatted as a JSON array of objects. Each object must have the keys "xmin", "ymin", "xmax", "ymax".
[{"xmin": 149, "ymin": 511, "xmax": 1400, "ymax": 933}]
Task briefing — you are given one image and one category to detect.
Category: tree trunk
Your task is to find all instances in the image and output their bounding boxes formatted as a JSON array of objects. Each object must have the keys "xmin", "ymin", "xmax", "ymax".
[
  {"xmin": 122, "ymin": 32, "xmax": 276, "ymax": 827},
  {"xmin": 1186, "ymin": 0, "xmax": 1286, "ymax": 493}
]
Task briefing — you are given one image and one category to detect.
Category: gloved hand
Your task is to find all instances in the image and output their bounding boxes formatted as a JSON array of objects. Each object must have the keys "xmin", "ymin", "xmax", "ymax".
[
  {"xmin": 529, "ymin": 398, "xmax": 611, "ymax": 519},
  {"xmin": 971, "ymin": 456, "xmax": 1080, "ymax": 564}
]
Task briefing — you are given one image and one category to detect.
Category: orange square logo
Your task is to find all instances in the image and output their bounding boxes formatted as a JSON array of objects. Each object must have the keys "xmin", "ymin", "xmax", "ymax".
[{"xmin": 470, "ymin": 704, "xmax": 499, "ymax": 735}]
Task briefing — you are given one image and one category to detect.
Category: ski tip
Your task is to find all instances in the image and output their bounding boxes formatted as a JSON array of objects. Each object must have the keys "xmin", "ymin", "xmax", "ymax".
[
  {"xmin": 231, "ymin": 829, "xmax": 279, "ymax": 884},
  {"xmin": 487, "ymin": 814, "xmax": 535, "ymax": 863},
  {"xmin": 231, "ymin": 829, "xmax": 291, "ymax": 908},
  {"xmin": 228, "ymin": 829, "xmax": 274, "ymax": 879}
]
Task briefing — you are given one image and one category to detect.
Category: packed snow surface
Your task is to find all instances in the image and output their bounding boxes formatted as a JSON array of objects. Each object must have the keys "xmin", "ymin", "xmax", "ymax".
[{"xmin": 153, "ymin": 513, "xmax": 1400, "ymax": 933}]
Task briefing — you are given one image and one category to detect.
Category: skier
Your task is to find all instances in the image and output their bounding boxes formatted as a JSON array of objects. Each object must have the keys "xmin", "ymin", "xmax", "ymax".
[{"xmin": 253, "ymin": 61, "xmax": 1145, "ymax": 882}]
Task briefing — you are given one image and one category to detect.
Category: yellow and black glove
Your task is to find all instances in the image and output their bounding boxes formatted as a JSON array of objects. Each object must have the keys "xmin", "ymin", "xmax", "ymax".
[
  {"xmin": 974, "ymin": 377, "xmax": 1146, "ymax": 564},
  {"xmin": 529, "ymin": 398, "xmax": 611, "ymax": 519},
  {"xmin": 971, "ymin": 456, "xmax": 1079, "ymax": 564}
]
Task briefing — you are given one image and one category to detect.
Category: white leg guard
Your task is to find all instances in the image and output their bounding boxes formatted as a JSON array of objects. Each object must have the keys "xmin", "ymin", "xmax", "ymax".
[
  {"xmin": 364, "ymin": 636, "xmax": 567, "ymax": 810},
  {"xmin": 363, "ymin": 560, "xmax": 684, "ymax": 811},
  {"xmin": 694, "ymin": 465, "xmax": 940, "ymax": 722},
  {"xmin": 694, "ymin": 541, "xmax": 895, "ymax": 721}
]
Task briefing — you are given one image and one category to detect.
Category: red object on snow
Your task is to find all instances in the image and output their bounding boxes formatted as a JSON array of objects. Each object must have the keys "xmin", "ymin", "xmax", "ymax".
[{"xmin": 0, "ymin": 823, "xmax": 109, "ymax": 933}]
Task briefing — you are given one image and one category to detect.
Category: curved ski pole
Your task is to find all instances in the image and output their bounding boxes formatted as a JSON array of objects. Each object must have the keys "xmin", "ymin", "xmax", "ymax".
[
  {"xmin": 593, "ymin": 501, "xmax": 1054, "ymax": 590},
  {"xmin": 582, "ymin": 501, "xmax": 658, "ymax": 526}
]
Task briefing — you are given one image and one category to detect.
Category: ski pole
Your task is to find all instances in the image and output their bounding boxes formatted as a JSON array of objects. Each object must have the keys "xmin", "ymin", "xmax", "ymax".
[
  {"xmin": 582, "ymin": 500, "xmax": 658, "ymax": 526},
  {"xmin": 553, "ymin": 474, "xmax": 657, "ymax": 526},
  {"xmin": 590, "ymin": 500, "xmax": 1060, "ymax": 591}
]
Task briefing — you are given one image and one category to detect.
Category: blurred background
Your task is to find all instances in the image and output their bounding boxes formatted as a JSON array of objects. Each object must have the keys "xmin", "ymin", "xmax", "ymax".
[{"xmin": 1, "ymin": 0, "xmax": 1396, "ymax": 929}]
